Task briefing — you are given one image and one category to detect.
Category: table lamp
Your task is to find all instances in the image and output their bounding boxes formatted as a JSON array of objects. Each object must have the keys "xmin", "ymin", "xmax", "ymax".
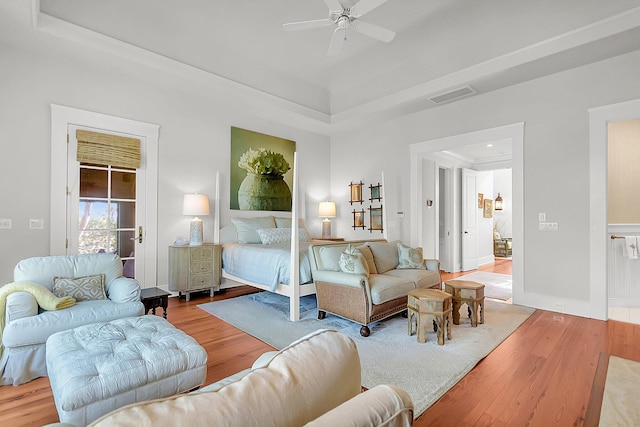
[
  {"xmin": 318, "ymin": 201, "xmax": 336, "ymax": 239},
  {"xmin": 183, "ymin": 193, "xmax": 210, "ymax": 246}
]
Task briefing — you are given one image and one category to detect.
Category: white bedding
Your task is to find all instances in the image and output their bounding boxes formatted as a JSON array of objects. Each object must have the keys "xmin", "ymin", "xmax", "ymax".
[{"xmin": 221, "ymin": 241, "xmax": 313, "ymax": 291}]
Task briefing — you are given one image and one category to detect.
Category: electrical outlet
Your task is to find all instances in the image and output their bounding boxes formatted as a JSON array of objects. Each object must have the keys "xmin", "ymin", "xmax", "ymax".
[
  {"xmin": 0, "ymin": 219, "xmax": 12, "ymax": 229},
  {"xmin": 29, "ymin": 219, "xmax": 44, "ymax": 230}
]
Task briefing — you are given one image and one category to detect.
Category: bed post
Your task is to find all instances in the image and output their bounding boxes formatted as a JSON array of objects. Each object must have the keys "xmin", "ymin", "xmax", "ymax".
[{"xmin": 289, "ymin": 152, "xmax": 301, "ymax": 321}]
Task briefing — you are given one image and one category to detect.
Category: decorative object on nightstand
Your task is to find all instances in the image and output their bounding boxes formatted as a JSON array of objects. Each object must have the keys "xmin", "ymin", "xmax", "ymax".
[
  {"xmin": 140, "ymin": 287, "xmax": 171, "ymax": 318},
  {"xmin": 318, "ymin": 201, "xmax": 336, "ymax": 239},
  {"xmin": 183, "ymin": 193, "xmax": 210, "ymax": 246},
  {"xmin": 169, "ymin": 243, "xmax": 221, "ymax": 301}
]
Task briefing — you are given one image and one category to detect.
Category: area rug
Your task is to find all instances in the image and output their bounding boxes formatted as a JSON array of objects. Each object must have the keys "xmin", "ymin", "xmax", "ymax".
[
  {"xmin": 453, "ymin": 271, "xmax": 513, "ymax": 300},
  {"xmin": 198, "ymin": 292, "xmax": 534, "ymax": 417},
  {"xmin": 600, "ymin": 356, "xmax": 640, "ymax": 426}
]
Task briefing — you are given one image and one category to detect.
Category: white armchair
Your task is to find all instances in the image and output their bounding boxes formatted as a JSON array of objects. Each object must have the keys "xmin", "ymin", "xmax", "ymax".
[{"xmin": 1, "ymin": 253, "xmax": 144, "ymax": 386}]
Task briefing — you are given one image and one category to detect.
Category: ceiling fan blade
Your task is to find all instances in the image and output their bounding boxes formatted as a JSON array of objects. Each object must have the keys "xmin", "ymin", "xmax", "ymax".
[
  {"xmin": 323, "ymin": 0, "xmax": 343, "ymax": 12},
  {"xmin": 327, "ymin": 28, "xmax": 346, "ymax": 56},
  {"xmin": 283, "ymin": 19, "xmax": 332, "ymax": 31},
  {"xmin": 351, "ymin": 19, "xmax": 395, "ymax": 42},
  {"xmin": 350, "ymin": 0, "xmax": 389, "ymax": 17}
]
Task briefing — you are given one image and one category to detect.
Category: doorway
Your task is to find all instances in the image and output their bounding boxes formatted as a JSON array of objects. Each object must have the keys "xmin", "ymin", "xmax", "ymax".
[
  {"xmin": 409, "ymin": 122, "xmax": 524, "ymax": 304},
  {"xmin": 50, "ymin": 104, "xmax": 160, "ymax": 286}
]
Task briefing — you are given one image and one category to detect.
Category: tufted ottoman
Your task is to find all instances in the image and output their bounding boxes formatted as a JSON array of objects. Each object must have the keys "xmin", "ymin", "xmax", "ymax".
[{"xmin": 46, "ymin": 315, "xmax": 207, "ymax": 426}]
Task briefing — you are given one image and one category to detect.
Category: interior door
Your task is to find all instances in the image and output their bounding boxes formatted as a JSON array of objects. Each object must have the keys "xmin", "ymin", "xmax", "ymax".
[
  {"xmin": 67, "ymin": 125, "xmax": 147, "ymax": 283},
  {"xmin": 461, "ymin": 168, "xmax": 479, "ymax": 271}
]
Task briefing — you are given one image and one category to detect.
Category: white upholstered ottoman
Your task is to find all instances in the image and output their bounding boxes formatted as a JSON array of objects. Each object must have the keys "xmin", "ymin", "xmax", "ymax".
[{"xmin": 46, "ymin": 315, "xmax": 207, "ymax": 427}]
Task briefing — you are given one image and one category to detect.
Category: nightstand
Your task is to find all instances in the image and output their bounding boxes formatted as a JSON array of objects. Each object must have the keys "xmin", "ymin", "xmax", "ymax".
[{"xmin": 168, "ymin": 243, "xmax": 221, "ymax": 301}]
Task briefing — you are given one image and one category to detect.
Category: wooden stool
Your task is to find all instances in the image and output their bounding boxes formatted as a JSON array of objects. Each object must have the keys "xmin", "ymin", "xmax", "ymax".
[
  {"xmin": 407, "ymin": 289, "xmax": 452, "ymax": 345},
  {"xmin": 444, "ymin": 280, "xmax": 485, "ymax": 327}
]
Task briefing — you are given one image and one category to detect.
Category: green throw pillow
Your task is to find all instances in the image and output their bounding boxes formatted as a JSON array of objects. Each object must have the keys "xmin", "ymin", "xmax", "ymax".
[
  {"xmin": 397, "ymin": 243, "xmax": 426, "ymax": 269},
  {"xmin": 338, "ymin": 245, "xmax": 370, "ymax": 276}
]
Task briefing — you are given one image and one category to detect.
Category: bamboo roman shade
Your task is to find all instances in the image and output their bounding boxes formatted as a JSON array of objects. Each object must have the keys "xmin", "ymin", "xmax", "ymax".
[{"xmin": 76, "ymin": 129, "xmax": 141, "ymax": 169}]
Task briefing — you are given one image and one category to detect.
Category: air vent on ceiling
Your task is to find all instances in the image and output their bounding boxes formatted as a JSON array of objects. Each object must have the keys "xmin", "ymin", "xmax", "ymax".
[{"xmin": 429, "ymin": 86, "xmax": 476, "ymax": 104}]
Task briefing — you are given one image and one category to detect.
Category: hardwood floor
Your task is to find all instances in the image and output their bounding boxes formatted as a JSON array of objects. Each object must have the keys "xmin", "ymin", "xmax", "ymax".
[{"xmin": 2, "ymin": 259, "xmax": 640, "ymax": 426}]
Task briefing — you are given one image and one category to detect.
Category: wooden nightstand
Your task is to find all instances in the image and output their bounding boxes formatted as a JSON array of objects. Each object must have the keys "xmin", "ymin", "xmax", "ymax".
[
  {"xmin": 140, "ymin": 287, "xmax": 171, "ymax": 319},
  {"xmin": 168, "ymin": 243, "xmax": 222, "ymax": 301}
]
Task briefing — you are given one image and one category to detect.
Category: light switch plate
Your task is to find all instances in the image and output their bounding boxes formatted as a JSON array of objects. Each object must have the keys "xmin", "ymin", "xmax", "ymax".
[
  {"xmin": 0, "ymin": 219, "xmax": 12, "ymax": 229},
  {"xmin": 30, "ymin": 219, "xmax": 44, "ymax": 229}
]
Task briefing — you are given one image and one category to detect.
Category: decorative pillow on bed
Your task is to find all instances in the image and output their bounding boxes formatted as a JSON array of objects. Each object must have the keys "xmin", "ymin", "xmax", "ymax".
[
  {"xmin": 338, "ymin": 246, "xmax": 370, "ymax": 277},
  {"xmin": 256, "ymin": 228, "xmax": 310, "ymax": 245},
  {"xmin": 52, "ymin": 273, "xmax": 107, "ymax": 301},
  {"xmin": 397, "ymin": 243, "xmax": 426, "ymax": 269},
  {"xmin": 231, "ymin": 216, "xmax": 276, "ymax": 244}
]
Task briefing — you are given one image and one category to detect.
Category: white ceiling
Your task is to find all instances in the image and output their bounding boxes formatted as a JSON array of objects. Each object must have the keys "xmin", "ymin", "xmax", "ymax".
[{"xmin": 33, "ymin": 0, "xmax": 640, "ymax": 120}]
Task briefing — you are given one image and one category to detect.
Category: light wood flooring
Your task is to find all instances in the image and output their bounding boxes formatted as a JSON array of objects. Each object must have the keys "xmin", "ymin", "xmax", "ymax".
[{"xmin": 2, "ymin": 258, "xmax": 640, "ymax": 426}]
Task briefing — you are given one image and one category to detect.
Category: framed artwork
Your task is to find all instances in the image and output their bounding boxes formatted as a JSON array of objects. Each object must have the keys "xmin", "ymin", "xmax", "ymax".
[
  {"xmin": 369, "ymin": 183, "xmax": 382, "ymax": 202},
  {"xmin": 483, "ymin": 199, "xmax": 493, "ymax": 218},
  {"xmin": 369, "ymin": 207, "xmax": 383, "ymax": 233},
  {"xmin": 477, "ymin": 193, "xmax": 484, "ymax": 208},
  {"xmin": 352, "ymin": 209, "xmax": 365, "ymax": 230},
  {"xmin": 230, "ymin": 126, "xmax": 295, "ymax": 211},
  {"xmin": 349, "ymin": 181, "xmax": 364, "ymax": 204}
]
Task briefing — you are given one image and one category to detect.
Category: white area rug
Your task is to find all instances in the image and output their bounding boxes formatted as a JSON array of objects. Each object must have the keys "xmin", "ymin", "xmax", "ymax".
[
  {"xmin": 198, "ymin": 292, "xmax": 534, "ymax": 417},
  {"xmin": 600, "ymin": 356, "xmax": 640, "ymax": 426},
  {"xmin": 453, "ymin": 271, "xmax": 513, "ymax": 300}
]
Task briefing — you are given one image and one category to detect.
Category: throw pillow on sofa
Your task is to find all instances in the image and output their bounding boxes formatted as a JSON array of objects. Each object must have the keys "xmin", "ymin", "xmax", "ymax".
[
  {"xmin": 53, "ymin": 273, "xmax": 107, "ymax": 301},
  {"xmin": 339, "ymin": 246, "xmax": 370, "ymax": 276},
  {"xmin": 397, "ymin": 243, "xmax": 426, "ymax": 269},
  {"xmin": 367, "ymin": 242, "xmax": 400, "ymax": 273}
]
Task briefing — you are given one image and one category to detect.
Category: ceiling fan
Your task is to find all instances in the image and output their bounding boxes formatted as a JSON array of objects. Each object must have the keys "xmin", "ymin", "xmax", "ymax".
[{"xmin": 283, "ymin": 0, "xmax": 396, "ymax": 56}]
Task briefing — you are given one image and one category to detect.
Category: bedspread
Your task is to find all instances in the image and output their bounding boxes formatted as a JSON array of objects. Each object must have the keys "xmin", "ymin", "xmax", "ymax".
[{"xmin": 222, "ymin": 242, "xmax": 313, "ymax": 291}]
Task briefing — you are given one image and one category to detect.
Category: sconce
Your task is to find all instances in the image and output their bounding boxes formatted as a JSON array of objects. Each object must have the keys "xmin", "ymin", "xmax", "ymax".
[{"xmin": 495, "ymin": 193, "xmax": 503, "ymax": 211}]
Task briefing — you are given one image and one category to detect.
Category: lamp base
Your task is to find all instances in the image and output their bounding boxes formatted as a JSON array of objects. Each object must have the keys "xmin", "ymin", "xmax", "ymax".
[
  {"xmin": 321, "ymin": 219, "xmax": 332, "ymax": 240},
  {"xmin": 190, "ymin": 217, "xmax": 203, "ymax": 246}
]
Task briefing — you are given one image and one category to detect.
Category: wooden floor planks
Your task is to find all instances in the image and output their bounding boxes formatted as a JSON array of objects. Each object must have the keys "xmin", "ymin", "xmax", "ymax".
[{"xmin": 2, "ymin": 259, "xmax": 640, "ymax": 426}]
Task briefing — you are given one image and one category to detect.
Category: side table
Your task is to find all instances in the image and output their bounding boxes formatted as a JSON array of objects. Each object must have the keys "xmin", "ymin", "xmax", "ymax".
[{"xmin": 140, "ymin": 287, "xmax": 171, "ymax": 319}]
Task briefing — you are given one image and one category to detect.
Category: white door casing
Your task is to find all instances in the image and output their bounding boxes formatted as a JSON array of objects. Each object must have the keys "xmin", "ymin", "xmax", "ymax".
[
  {"xmin": 461, "ymin": 168, "xmax": 479, "ymax": 271},
  {"xmin": 50, "ymin": 104, "xmax": 159, "ymax": 287}
]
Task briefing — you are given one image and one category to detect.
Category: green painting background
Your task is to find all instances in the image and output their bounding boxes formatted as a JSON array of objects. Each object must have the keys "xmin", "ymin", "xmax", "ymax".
[{"xmin": 230, "ymin": 127, "xmax": 296, "ymax": 210}]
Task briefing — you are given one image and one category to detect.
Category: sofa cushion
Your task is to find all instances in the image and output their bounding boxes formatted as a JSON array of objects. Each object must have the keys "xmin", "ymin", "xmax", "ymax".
[
  {"xmin": 53, "ymin": 274, "xmax": 107, "ymax": 301},
  {"xmin": 231, "ymin": 216, "xmax": 276, "ymax": 244},
  {"xmin": 2, "ymin": 300, "xmax": 144, "ymax": 348},
  {"xmin": 367, "ymin": 242, "xmax": 400, "ymax": 274},
  {"xmin": 316, "ymin": 246, "xmax": 344, "ymax": 271},
  {"xmin": 356, "ymin": 245, "xmax": 378, "ymax": 274},
  {"xmin": 14, "ymin": 253, "xmax": 123, "ymax": 291},
  {"xmin": 397, "ymin": 243, "xmax": 426, "ymax": 270},
  {"xmin": 339, "ymin": 247, "xmax": 369, "ymax": 277},
  {"xmin": 368, "ymin": 274, "xmax": 414, "ymax": 305},
  {"xmin": 385, "ymin": 269, "xmax": 441, "ymax": 290}
]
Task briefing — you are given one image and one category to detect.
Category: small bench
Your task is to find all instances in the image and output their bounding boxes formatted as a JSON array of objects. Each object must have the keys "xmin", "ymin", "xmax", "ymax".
[
  {"xmin": 46, "ymin": 315, "xmax": 207, "ymax": 426},
  {"xmin": 444, "ymin": 280, "xmax": 485, "ymax": 327},
  {"xmin": 407, "ymin": 288, "xmax": 452, "ymax": 345}
]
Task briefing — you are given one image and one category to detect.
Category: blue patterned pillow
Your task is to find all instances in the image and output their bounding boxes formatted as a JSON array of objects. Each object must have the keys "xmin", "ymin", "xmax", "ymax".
[{"xmin": 256, "ymin": 228, "xmax": 310, "ymax": 245}]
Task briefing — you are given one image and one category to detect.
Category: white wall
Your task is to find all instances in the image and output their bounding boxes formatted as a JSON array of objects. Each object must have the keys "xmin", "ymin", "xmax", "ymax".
[
  {"xmin": 476, "ymin": 171, "xmax": 495, "ymax": 265},
  {"xmin": 0, "ymin": 39, "xmax": 330, "ymax": 285},
  {"xmin": 331, "ymin": 49, "xmax": 640, "ymax": 317}
]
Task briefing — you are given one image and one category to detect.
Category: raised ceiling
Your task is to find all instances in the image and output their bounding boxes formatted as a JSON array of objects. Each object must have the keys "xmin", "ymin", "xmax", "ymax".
[{"xmin": 3, "ymin": 0, "xmax": 640, "ymax": 129}]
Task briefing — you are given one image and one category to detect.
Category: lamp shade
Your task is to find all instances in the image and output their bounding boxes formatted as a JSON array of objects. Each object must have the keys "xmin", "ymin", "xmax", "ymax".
[
  {"xmin": 318, "ymin": 201, "xmax": 336, "ymax": 218},
  {"xmin": 183, "ymin": 194, "xmax": 210, "ymax": 216}
]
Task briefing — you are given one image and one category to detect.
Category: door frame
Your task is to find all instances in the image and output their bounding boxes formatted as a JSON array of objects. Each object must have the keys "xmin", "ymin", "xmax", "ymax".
[
  {"xmin": 589, "ymin": 98, "xmax": 640, "ymax": 320},
  {"xmin": 50, "ymin": 104, "xmax": 159, "ymax": 286},
  {"xmin": 409, "ymin": 122, "xmax": 524, "ymax": 302}
]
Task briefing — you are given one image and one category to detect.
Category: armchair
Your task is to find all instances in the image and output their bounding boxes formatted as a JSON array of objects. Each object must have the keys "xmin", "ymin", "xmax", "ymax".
[
  {"xmin": 1, "ymin": 253, "xmax": 144, "ymax": 386},
  {"xmin": 493, "ymin": 230, "xmax": 512, "ymax": 257}
]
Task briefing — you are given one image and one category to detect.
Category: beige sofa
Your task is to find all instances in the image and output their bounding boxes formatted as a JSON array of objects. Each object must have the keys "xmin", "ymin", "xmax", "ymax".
[
  {"xmin": 308, "ymin": 240, "xmax": 442, "ymax": 336},
  {"xmin": 87, "ymin": 329, "xmax": 414, "ymax": 427}
]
